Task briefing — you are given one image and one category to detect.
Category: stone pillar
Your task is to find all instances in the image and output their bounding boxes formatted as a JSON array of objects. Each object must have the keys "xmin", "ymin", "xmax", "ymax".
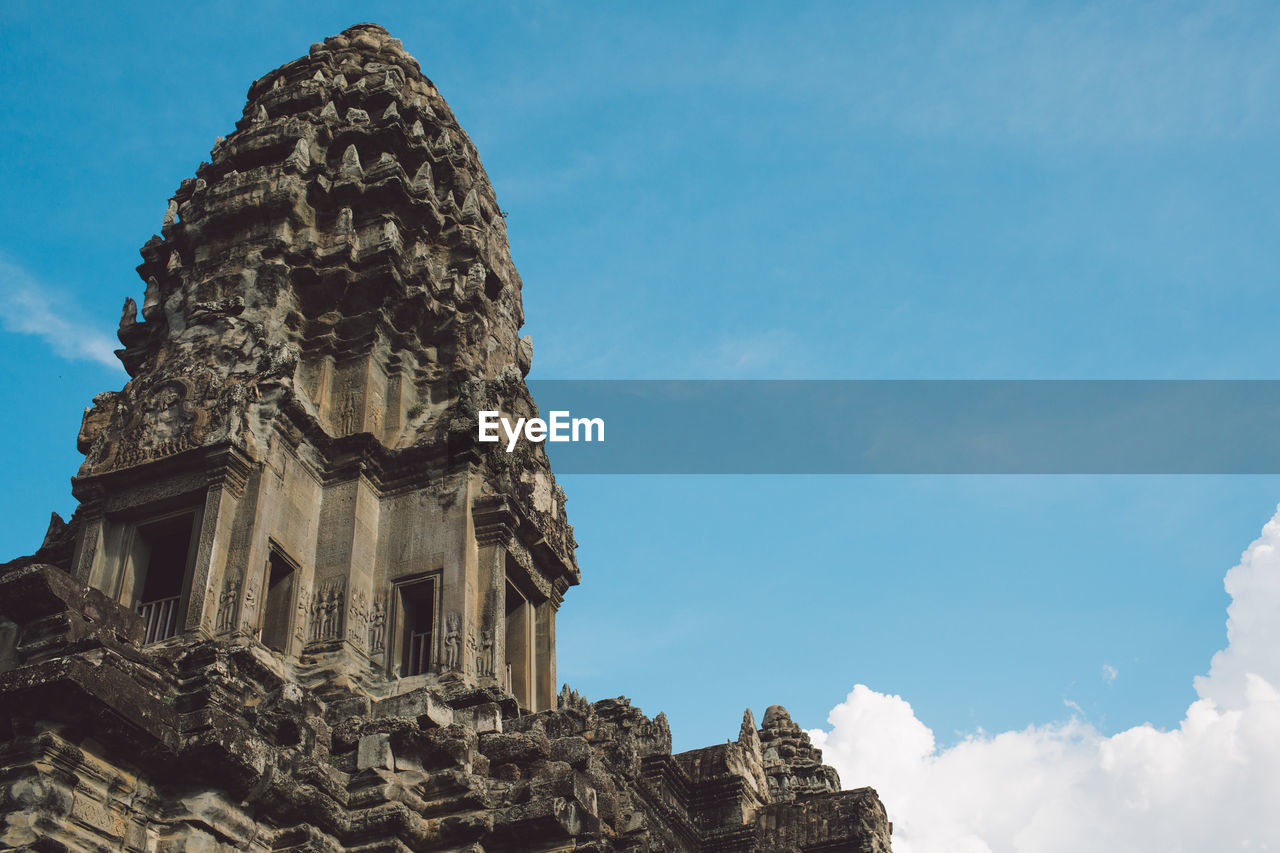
[
  {"xmin": 313, "ymin": 478, "xmax": 356, "ymax": 645},
  {"xmin": 344, "ymin": 475, "xmax": 380, "ymax": 657},
  {"xmin": 70, "ymin": 494, "xmax": 105, "ymax": 587},
  {"xmin": 437, "ymin": 475, "xmax": 473, "ymax": 680},
  {"xmin": 535, "ymin": 596, "xmax": 558, "ymax": 712},
  {"xmin": 235, "ymin": 483, "xmax": 276, "ymax": 646},
  {"xmin": 472, "ymin": 492, "xmax": 519, "ymax": 694},
  {"xmin": 213, "ymin": 467, "xmax": 262, "ymax": 639},
  {"xmin": 475, "ymin": 541, "xmax": 504, "ymax": 687},
  {"xmin": 507, "ymin": 583, "xmax": 533, "ymax": 708},
  {"xmin": 183, "ymin": 449, "xmax": 251, "ymax": 634},
  {"xmin": 362, "ymin": 358, "xmax": 388, "ymax": 440},
  {"xmin": 384, "ymin": 362, "xmax": 405, "ymax": 443},
  {"xmin": 312, "ymin": 473, "xmax": 379, "ymax": 656}
]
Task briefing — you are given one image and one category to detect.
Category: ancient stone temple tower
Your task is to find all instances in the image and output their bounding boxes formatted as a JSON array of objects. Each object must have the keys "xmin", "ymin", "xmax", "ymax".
[
  {"xmin": 0, "ymin": 24, "xmax": 891, "ymax": 852},
  {"xmin": 72, "ymin": 22, "xmax": 574, "ymax": 712}
]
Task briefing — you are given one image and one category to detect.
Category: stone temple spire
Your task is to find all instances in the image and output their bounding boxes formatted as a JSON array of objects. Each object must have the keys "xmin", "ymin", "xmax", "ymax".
[
  {"xmin": 96, "ymin": 22, "xmax": 536, "ymax": 464},
  {"xmin": 68, "ymin": 22, "xmax": 576, "ymax": 709}
]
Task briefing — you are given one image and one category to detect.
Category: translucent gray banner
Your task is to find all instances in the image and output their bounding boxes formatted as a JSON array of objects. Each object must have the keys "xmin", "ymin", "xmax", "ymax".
[{"xmin": 519, "ymin": 380, "xmax": 1280, "ymax": 473}]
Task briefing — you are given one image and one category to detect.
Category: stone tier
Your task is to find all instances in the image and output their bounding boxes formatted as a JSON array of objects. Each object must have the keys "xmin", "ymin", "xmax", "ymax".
[{"xmin": 0, "ymin": 565, "xmax": 892, "ymax": 852}]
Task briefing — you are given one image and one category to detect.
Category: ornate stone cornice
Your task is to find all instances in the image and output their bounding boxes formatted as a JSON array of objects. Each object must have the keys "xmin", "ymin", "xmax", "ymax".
[{"xmin": 471, "ymin": 494, "xmax": 578, "ymax": 591}]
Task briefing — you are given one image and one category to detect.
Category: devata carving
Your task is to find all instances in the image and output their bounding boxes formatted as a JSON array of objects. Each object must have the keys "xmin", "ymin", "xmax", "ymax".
[
  {"xmin": 337, "ymin": 383, "xmax": 358, "ymax": 435},
  {"xmin": 444, "ymin": 611, "xmax": 461, "ymax": 670},
  {"xmin": 240, "ymin": 576, "xmax": 259, "ymax": 630},
  {"xmin": 294, "ymin": 582, "xmax": 312, "ymax": 645},
  {"xmin": 478, "ymin": 627, "xmax": 495, "ymax": 678},
  {"xmin": 465, "ymin": 627, "xmax": 477, "ymax": 678},
  {"xmin": 311, "ymin": 580, "xmax": 346, "ymax": 642},
  {"xmin": 347, "ymin": 588, "xmax": 369, "ymax": 645},
  {"xmin": 368, "ymin": 594, "xmax": 387, "ymax": 653},
  {"xmin": 215, "ymin": 576, "xmax": 240, "ymax": 632}
]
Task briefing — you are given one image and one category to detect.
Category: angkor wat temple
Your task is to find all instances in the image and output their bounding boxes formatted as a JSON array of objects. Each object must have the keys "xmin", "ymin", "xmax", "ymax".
[{"xmin": 0, "ymin": 24, "xmax": 891, "ymax": 852}]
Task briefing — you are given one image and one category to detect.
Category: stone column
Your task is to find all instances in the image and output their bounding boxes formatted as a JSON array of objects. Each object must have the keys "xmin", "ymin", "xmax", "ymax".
[
  {"xmin": 70, "ymin": 493, "xmax": 106, "ymax": 587},
  {"xmin": 472, "ymin": 492, "xmax": 518, "ymax": 692},
  {"xmin": 475, "ymin": 541, "xmax": 504, "ymax": 688},
  {"xmin": 312, "ymin": 477, "xmax": 356, "ymax": 648},
  {"xmin": 535, "ymin": 595, "xmax": 559, "ymax": 712},
  {"xmin": 435, "ymin": 474, "xmax": 473, "ymax": 680},
  {"xmin": 343, "ymin": 475, "xmax": 380, "ymax": 657},
  {"xmin": 183, "ymin": 448, "xmax": 251, "ymax": 634},
  {"xmin": 213, "ymin": 467, "xmax": 262, "ymax": 639}
]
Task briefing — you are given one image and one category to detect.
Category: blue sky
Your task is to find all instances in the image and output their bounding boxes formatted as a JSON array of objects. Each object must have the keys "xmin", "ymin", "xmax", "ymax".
[{"xmin": 4, "ymin": 3, "xmax": 1280, "ymax": 847}]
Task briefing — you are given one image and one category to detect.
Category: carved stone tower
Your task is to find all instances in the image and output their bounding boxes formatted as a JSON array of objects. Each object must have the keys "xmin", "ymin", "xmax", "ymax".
[
  {"xmin": 70, "ymin": 24, "xmax": 575, "ymax": 711},
  {"xmin": 0, "ymin": 24, "xmax": 891, "ymax": 852}
]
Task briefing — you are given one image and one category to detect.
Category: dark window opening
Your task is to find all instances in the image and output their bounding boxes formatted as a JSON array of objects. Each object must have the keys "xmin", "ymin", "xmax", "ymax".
[
  {"xmin": 398, "ymin": 578, "xmax": 436, "ymax": 677},
  {"xmin": 134, "ymin": 514, "xmax": 196, "ymax": 644},
  {"xmin": 259, "ymin": 549, "xmax": 296, "ymax": 651}
]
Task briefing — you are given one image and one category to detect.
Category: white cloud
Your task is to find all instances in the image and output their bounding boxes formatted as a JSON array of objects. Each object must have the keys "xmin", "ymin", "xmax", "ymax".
[
  {"xmin": 1195, "ymin": 509, "xmax": 1280, "ymax": 710},
  {"xmin": 0, "ymin": 258, "xmax": 123, "ymax": 370},
  {"xmin": 1102, "ymin": 663, "xmax": 1118, "ymax": 685},
  {"xmin": 810, "ymin": 502, "xmax": 1280, "ymax": 853}
]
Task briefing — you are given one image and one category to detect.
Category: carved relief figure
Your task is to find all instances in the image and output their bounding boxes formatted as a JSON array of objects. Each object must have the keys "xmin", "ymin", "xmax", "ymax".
[
  {"xmin": 368, "ymin": 596, "xmax": 387, "ymax": 653},
  {"xmin": 310, "ymin": 580, "xmax": 346, "ymax": 641},
  {"xmin": 294, "ymin": 583, "xmax": 311, "ymax": 644},
  {"xmin": 330, "ymin": 584, "xmax": 345, "ymax": 637},
  {"xmin": 239, "ymin": 577, "xmax": 259, "ymax": 630},
  {"xmin": 112, "ymin": 376, "xmax": 203, "ymax": 469},
  {"xmin": 317, "ymin": 588, "xmax": 332, "ymax": 640},
  {"xmin": 150, "ymin": 380, "xmax": 194, "ymax": 441},
  {"xmin": 215, "ymin": 578, "xmax": 240, "ymax": 632},
  {"xmin": 347, "ymin": 589, "xmax": 369, "ymax": 644},
  {"xmin": 443, "ymin": 612, "xmax": 461, "ymax": 670},
  {"xmin": 478, "ymin": 628, "xmax": 494, "ymax": 678},
  {"xmin": 464, "ymin": 628, "xmax": 477, "ymax": 677},
  {"xmin": 337, "ymin": 383, "xmax": 358, "ymax": 434},
  {"xmin": 201, "ymin": 586, "xmax": 216, "ymax": 633}
]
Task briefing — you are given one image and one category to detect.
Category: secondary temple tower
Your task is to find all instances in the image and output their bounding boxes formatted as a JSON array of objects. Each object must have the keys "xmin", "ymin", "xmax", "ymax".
[{"xmin": 0, "ymin": 24, "xmax": 892, "ymax": 852}]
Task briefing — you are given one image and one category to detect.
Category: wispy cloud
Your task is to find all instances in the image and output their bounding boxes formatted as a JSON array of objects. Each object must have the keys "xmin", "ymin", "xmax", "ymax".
[
  {"xmin": 482, "ymin": 3, "xmax": 1280, "ymax": 153},
  {"xmin": 0, "ymin": 258, "xmax": 122, "ymax": 370},
  {"xmin": 842, "ymin": 4, "xmax": 1280, "ymax": 145},
  {"xmin": 1102, "ymin": 663, "xmax": 1119, "ymax": 685},
  {"xmin": 810, "ymin": 503, "xmax": 1280, "ymax": 852},
  {"xmin": 683, "ymin": 328, "xmax": 811, "ymax": 378}
]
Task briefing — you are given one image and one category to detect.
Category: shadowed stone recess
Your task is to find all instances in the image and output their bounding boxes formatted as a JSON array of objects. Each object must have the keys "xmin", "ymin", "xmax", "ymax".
[{"xmin": 0, "ymin": 23, "xmax": 892, "ymax": 852}]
